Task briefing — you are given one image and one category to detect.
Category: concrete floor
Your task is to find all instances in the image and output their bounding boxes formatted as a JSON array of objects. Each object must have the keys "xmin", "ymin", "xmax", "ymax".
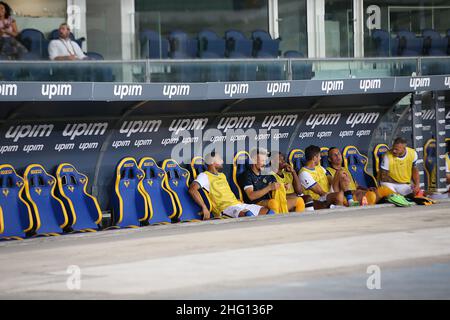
[{"xmin": 1, "ymin": 201, "xmax": 450, "ymax": 300}]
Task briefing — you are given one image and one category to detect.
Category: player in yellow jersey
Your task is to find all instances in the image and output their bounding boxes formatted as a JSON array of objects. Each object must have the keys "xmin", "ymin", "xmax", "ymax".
[
  {"xmin": 299, "ymin": 145, "xmax": 344, "ymax": 209},
  {"xmin": 380, "ymin": 137, "xmax": 420, "ymax": 196},
  {"xmin": 189, "ymin": 152, "xmax": 271, "ymax": 219},
  {"xmin": 272, "ymin": 151, "xmax": 314, "ymax": 211},
  {"xmin": 446, "ymin": 141, "xmax": 450, "ymax": 193},
  {"xmin": 327, "ymin": 147, "xmax": 379, "ymax": 205}
]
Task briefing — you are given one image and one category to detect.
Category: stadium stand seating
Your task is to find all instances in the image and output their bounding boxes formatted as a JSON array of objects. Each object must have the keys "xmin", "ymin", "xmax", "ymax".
[
  {"xmin": 18, "ymin": 28, "xmax": 48, "ymax": 60},
  {"xmin": 112, "ymin": 157, "xmax": 148, "ymax": 228},
  {"xmin": 197, "ymin": 29, "xmax": 229, "ymax": 81},
  {"xmin": 422, "ymin": 29, "xmax": 447, "ymax": 56},
  {"xmin": 225, "ymin": 29, "xmax": 257, "ymax": 81},
  {"xmin": 0, "ymin": 165, "xmax": 33, "ymax": 240},
  {"xmin": 55, "ymin": 163, "xmax": 102, "ymax": 232},
  {"xmin": 23, "ymin": 164, "xmax": 69, "ymax": 236},
  {"xmin": 342, "ymin": 146, "xmax": 377, "ymax": 189},
  {"xmin": 288, "ymin": 149, "xmax": 306, "ymax": 175},
  {"xmin": 320, "ymin": 147, "xmax": 330, "ymax": 169},
  {"xmin": 168, "ymin": 30, "xmax": 198, "ymax": 59},
  {"xmin": 373, "ymin": 143, "xmax": 389, "ymax": 179},
  {"xmin": 85, "ymin": 52, "xmax": 115, "ymax": 82},
  {"xmin": 198, "ymin": 30, "xmax": 226, "ymax": 58},
  {"xmin": 371, "ymin": 29, "xmax": 401, "ymax": 57},
  {"xmin": 225, "ymin": 29, "xmax": 253, "ymax": 58},
  {"xmin": 397, "ymin": 30, "xmax": 423, "ymax": 56},
  {"xmin": 371, "ymin": 28, "xmax": 450, "ymax": 58},
  {"xmin": 251, "ymin": 30, "xmax": 280, "ymax": 58},
  {"xmin": 424, "ymin": 139, "xmax": 437, "ymax": 192},
  {"xmin": 231, "ymin": 151, "xmax": 251, "ymax": 201},
  {"xmin": 140, "ymin": 29, "xmax": 170, "ymax": 59},
  {"xmin": 168, "ymin": 30, "xmax": 199, "ymax": 81},
  {"xmin": 138, "ymin": 157, "xmax": 175, "ymax": 224},
  {"xmin": 161, "ymin": 159, "xmax": 203, "ymax": 222},
  {"xmin": 283, "ymin": 50, "xmax": 314, "ymax": 80}
]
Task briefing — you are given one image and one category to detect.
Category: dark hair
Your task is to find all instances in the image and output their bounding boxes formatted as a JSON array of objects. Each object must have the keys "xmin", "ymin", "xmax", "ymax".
[
  {"xmin": 0, "ymin": 1, "xmax": 12, "ymax": 19},
  {"xmin": 327, "ymin": 146, "xmax": 339, "ymax": 156},
  {"xmin": 393, "ymin": 137, "xmax": 407, "ymax": 145},
  {"xmin": 270, "ymin": 151, "xmax": 284, "ymax": 158},
  {"xmin": 305, "ymin": 145, "xmax": 321, "ymax": 161}
]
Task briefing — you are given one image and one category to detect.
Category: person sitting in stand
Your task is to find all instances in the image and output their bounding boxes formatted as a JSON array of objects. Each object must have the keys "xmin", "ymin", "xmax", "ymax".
[
  {"xmin": 299, "ymin": 145, "xmax": 344, "ymax": 209},
  {"xmin": 380, "ymin": 137, "xmax": 420, "ymax": 197},
  {"xmin": 326, "ymin": 147, "xmax": 380, "ymax": 205},
  {"xmin": 0, "ymin": 1, "xmax": 27, "ymax": 60},
  {"xmin": 239, "ymin": 148, "xmax": 283, "ymax": 213},
  {"xmin": 189, "ymin": 152, "xmax": 273, "ymax": 219},
  {"xmin": 446, "ymin": 140, "xmax": 450, "ymax": 193},
  {"xmin": 272, "ymin": 151, "xmax": 314, "ymax": 212},
  {"xmin": 48, "ymin": 23, "xmax": 87, "ymax": 61}
]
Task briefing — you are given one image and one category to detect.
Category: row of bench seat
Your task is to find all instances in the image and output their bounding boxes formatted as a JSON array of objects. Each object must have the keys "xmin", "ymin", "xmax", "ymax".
[{"xmin": 0, "ymin": 141, "xmax": 445, "ymax": 240}]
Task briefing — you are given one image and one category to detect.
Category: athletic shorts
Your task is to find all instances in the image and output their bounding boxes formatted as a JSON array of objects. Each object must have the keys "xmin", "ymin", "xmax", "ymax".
[
  {"xmin": 222, "ymin": 203, "xmax": 264, "ymax": 218},
  {"xmin": 380, "ymin": 182, "xmax": 413, "ymax": 196}
]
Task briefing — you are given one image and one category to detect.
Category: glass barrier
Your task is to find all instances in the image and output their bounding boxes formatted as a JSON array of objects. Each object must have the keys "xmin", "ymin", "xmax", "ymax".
[
  {"xmin": 0, "ymin": 57, "xmax": 449, "ymax": 83},
  {"xmin": 147, "ymin": 59, "xmax": 290, "ymax": 82},
  {"xmin": 291, "ymin": 58, "xmax": 419, "ymax": 80},
  {"xmin": 420, "ymin": 57, "xmax": 450, "ymax": 76},
  {"xmin": 0, "ymin": 60, "xmax": 147, "ymax": 82}
]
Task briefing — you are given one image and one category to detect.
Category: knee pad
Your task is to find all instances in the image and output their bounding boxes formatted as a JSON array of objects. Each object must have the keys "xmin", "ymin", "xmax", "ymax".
[
  {"xmin": 365, "ymin": 191, "xmax": 377, "ymax": 205},
  {"xmin": 268, "ymin": 199, "xmax": 280, "ymax": 213},
  {"xmin": 295, "ymin": 197, "xmax": 305, "ymax": 212},
  {"xmin": 376, "ymin": 186, "xmax": 395, "ymax": 198}
]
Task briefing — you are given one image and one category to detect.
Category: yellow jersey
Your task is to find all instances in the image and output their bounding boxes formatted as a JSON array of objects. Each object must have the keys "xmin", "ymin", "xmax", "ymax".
[
  {"xmin": 202, "ymin": 171, "xmax": 241, "ymax": 216},
  {"xmin": 381, "ymin": 147, "xmax": 418, "ymax": 184},
  {"xmin": 273, "ymin": 170, "xmax": 295, "ymax": 194},
  {"xmin": 299, "ymin": 166, "xmax": 330, "ymax": 200},
  {"xmin": 327, "ymin": 166, "xmax": 357, "ymax": 190},
  {"xmin": 446, "ymin": 153, "xmax": 450, "ymax": 175}
]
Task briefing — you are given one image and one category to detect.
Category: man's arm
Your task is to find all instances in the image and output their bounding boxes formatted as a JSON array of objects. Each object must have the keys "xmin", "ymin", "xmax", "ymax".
[
  {"xmin": 285, "ymin": 165, "xmax": 302, "ymax": 194},
  {"xmin": 411, "ymin": 166, "xmax": 420, "ymax": 194},
  {"xmin": 308, "ymin": 183, "xmax": 327, "ymax": 197},
  {"xmin": 299, "ymin": 170, "xmax": 327, "ymax": 197},
  {"xmin": 244, "ymin": 183, "xmax": 278, "ymax": 202},
  {"xmin": 72, "ymin": 41, "xmax": 88, "ymax": 60},
  {"xmin": 188, "ymin": 182, "xmax": 210, "ymax": 220},
  {"xmin": 446, "ymin": 173, "xmax": 450, "ymax": 185},
  {"xmin": 380, "ymin": 169, "xmax": 401, "ymax": 184}
]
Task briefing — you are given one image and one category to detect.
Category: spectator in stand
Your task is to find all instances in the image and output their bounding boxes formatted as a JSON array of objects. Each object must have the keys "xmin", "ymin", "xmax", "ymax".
[
  {"xmin": 48, "ymin": 23, "xmax": 87, "ymax": 61},
  {"xmin": 0, "ymin": 1, "xmax": 27, "ymax": 60}
]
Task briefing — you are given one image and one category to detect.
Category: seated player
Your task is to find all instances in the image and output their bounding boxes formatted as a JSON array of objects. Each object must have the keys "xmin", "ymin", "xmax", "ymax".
[
  {"xmin": 327, "ymin": 147, "xmax": 379, "ymax": 205},
  {"xmin": 299, "ymin": 145, "xmax": 344, "ymax": 209},
  {"xmin": 272, "ymin": 151, "xmax": 314, "ymax": 212},
  {"xmin": 380, "ymin": 137, "xmax": 420, "ymax": 196},
  {"xmin": 240, "ymin": 148, "xmax": 282, "ymax": 212},
  {"xmin": 189, "ymin": 152, "xmax": 271, "ymax": 219},
  {"xmin": 446, "ymin": 141, "xmax": 450, "ymax": 193}
]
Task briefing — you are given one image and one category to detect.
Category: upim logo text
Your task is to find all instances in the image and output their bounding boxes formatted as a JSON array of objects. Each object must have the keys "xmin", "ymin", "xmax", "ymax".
[
  {"xmin": 113, "ymin": 85, "xmax": 143, "ymax": 99},
  {"xmin": 163, "ymin": 85, "xmax": 190, "ymax": 99},
  {"xmin": 321, "ymin": 81, "xmax": 344, "ymax": 94},
  {"xmin": 305, "ymin": 113, "xmax": 341, "ymax": 129},
  {"xmin": 41, "ymin": 84, "xmax": 72, "ymax": 99},
  {"xmin": 224, "ymin": 83, "xmax": 249, "ymax": 97}
]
